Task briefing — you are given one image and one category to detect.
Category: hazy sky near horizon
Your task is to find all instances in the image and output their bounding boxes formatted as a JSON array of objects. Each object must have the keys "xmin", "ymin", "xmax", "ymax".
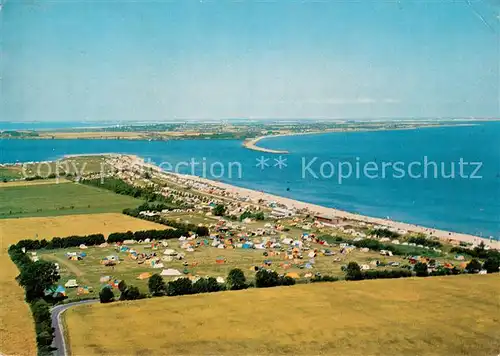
[{"xmin": 2, "ymin": 0, "xmax": 499, "ymax": 121}]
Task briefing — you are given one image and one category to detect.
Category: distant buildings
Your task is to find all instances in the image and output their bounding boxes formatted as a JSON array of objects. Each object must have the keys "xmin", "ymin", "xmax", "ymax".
[{"xmin": 271, "ymin": 207, "xmax": 295, "ymax": 219}]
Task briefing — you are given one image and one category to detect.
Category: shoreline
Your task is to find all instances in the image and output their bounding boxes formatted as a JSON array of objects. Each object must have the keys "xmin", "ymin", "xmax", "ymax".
[
  {"xmin": 123, "ymin": 154, "xmax": 498, "ymax": 249},
  {"xmin": 242, "ymin": 123, "xmax": 478, "ymax": 154},
  {"xmin": 4, "ymin": 152, "xmax": 498, "ymax": 249}
]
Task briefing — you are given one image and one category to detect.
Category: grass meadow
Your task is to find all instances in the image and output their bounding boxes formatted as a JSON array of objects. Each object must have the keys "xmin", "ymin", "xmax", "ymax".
[
  {"xmin": 38, "ymin": 241, "xmax": 405, "ymax": 299},
  {"xmin": 0, "ymin": 182, "xmax": 143, "ymax": 218},
  {"xmin": 65, "ymin": 274, "xmax": 500, "ymax": 356}
]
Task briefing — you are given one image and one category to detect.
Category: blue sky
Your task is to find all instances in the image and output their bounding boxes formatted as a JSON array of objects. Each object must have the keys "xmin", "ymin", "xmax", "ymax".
[{"xmin": 2, "ymin": 0, "xmax": 499, "ymax": 121}]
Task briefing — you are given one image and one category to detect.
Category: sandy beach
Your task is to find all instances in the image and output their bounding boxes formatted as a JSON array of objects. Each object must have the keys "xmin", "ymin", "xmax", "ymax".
[
  {"xmin": 125, "ymin": 154, "xmax": 499, "ymax": 249},
  {"xmin": 243, "ymin": 137, "xmax": 290, "ymax": 154}
]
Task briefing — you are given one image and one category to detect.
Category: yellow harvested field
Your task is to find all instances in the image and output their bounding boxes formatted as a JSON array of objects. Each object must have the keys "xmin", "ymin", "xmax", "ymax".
[
  {"xmin": 0, "ymin": 213, "xmax": 165, "ymax": 355},
  {"xmin": 0, "ymin": 178, "xmax": 70, "ymax": 188},
  {"xmin": 0, "ymin": 213, "xmax": 165, "ymax": 250},
  {"xmin": 65, "ymin": 274, "xmax": 500, "ymax": 356},
  {"xmin": 0, "ymin": 255, "xmax": 37, "ymax": 356}
]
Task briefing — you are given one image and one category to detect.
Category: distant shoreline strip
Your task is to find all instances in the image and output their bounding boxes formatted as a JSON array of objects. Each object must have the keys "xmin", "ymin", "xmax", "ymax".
[
  {"xmin": 241, "ymin": 123, "xmax": 480, "ymax": 154},
  {"xmin": 243, "ymin": 137, "xmax": 289, "ymax": 154}
]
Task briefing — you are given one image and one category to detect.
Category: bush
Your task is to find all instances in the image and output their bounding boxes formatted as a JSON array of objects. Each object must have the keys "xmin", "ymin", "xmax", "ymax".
[
  {"xmin": 99, "ymin": 287, "xmax": 115, "ymax": 303},
  {"xmin": 483, "ymin": 257, "xmax": 500, "ymax": 274},
  {"xmin": 310, "ymin": 275, "xmax": 339, "ymax": 283},
  {"xmin": 81, "ymin": 177, "xmax": 172, "ymax": 203},
  {"xmin": 345, "ymin": 262, "xmax": 363, "ymax": 281},
  {"xmin": 279, "ymin": 276, "xmax": 296, "ymax": 286},
  {"xmin": 30, "ymin": 300, "xmax": 54, "ymax": 353},
  {"xmin": 118, "ymin": 280, "xmax": 128, "ymax": 293},
  {"xmin": 148, "ymin": 274, "xmax": 166, "ymax": 296},
  {"xmin": 429, "ymin": 267, "xmax": 461, "ymax": 276},
  {"xmin": 450, "ymin": 243, "xmax": 500, "ymax": 260},
  {"xmin": 122, "ymin": 286, "xmax": 142, "ymax": 300},
  {"xmin": 213, "ymin": 204, "xmax": 226, "ymax": 216},
  {"xmin": 362, "ymin": 270, "xmax": 412, "ymax": 279},
  {"xmin": 407, "ymin": 235, "xmax": 442, "ymax": 248},
  {"xmin": 255, "ymin": 269, "xmax": 280, "ymax": 288},
  {"xmin": 192, "ymin": 277, "xmax": 223, "ymax": 294},
  {"xmin": 369, "ymin": 228, "xmax": 400, "ymax": 238},
  {"xmin": 414, "ymin": 262, "xmax": 428, "ymax": 277},
  {"xmin": 166, "ymin": 278, "xmax": 193, "ymax": 296},
  {"xmin": 239, "ymin": 211, "xmax": 265, "ymax": 221},
  {"xmin": 227, "ymin": 268, "xmax": 248, "ymax": 290},
  {"xmin": 465, "ymin": 259, "xmax": 482, "ymax": 274},
  {"xmin": 31, "ymin": 300, "xmax": 52, "ymax": 325},
  {"xmin": 17, "ymin": 260, "xmax": 60, "ymax": 302}
]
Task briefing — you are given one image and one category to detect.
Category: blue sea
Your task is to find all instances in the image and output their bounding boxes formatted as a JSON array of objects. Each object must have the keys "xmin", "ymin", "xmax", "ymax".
[{"xmin": 1, "ymin": 122, "xmax": 499, "ymax": 239}]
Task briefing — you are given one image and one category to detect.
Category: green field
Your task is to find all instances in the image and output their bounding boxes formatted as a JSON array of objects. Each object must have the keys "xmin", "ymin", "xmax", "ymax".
[
  {"xmin": 37, "ymin": 234, "xmax": 464, "ymax": 301},
  {"xmin": 0, "ymin": 166, "xmax": 24, "ymax": 180},
  {"xmin": 0, "ymin": 182, "xmax": 143, "ymax": 218},
  {"xmin": 0, "ymin": 155, "xmax": 111, "ymax": 181}
]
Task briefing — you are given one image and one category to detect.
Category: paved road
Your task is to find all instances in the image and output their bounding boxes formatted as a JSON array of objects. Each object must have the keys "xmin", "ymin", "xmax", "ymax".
[{"xmin": 51, "ymin": 299, "xmax": 98, "ymax": 356}]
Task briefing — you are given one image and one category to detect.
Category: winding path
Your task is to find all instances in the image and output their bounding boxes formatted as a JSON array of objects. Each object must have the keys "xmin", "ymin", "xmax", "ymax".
[{"xmin": 51, "ymin": 299, "xmax": 98, "ymax": 356}]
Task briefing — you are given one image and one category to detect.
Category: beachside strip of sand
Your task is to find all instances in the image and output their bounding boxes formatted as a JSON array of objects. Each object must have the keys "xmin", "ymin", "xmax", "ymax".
[{"xmin": 120, "ymin": 154, "xmax": 499, "ymax": 249}]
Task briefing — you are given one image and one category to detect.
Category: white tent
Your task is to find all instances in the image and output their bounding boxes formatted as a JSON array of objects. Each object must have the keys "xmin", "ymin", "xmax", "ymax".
[
  {"xmin": 163, "ymin": 249, "xmax": 177, "ymax": 256},
  {"xmin": 161, "ymin": 269, "xmax": 182, "ymax": 276},
  {"xmin": 65, "ymin": 279, "xmax": 78, "ymax": 288}
]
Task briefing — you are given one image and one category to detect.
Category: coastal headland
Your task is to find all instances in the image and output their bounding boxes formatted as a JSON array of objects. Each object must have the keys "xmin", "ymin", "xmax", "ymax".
[{"xmin": 241, "ymin": 123, "xmax": 478, "ymax": 153}]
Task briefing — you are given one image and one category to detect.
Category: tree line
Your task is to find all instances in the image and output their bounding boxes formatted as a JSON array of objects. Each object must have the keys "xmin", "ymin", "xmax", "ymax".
[
  {"xmin": 450, "ymin": 243, "xmax": 500, "ymax": 261},
  {"xmin": 123, "ymin": 208, "xmax": 210, "ymax": 237},
  {"xmin": 12, "ymin": 229, "xmax": 182, "ymax": 251},
  {"xmin": 9, "ymin": 245, "xmax": 60, "ymax": 355},
  {"xmin": 99, "ymin": 267, "xmax": 307, "ymax": 304},
  {"xmin": 81, "ymin": 177, "xmax": 174, "ymax": 203},
  {"xmin": 107, "ymin": 229, "xmax": 185, "ymax": 243},
  {"xmin": 15, "ymin": 234, "xmax": 106, "ymax": 251},
  {"xmin": 332, "ymin": 236, "xmax": 440, "ymax": 257},
  {"xmin": 344, "ymin": 262, "xmax": 414, "ymax": 281}
]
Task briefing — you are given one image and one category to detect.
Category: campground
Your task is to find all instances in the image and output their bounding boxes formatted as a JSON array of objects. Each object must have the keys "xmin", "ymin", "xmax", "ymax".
[
  {"xmin": 64, "ymin": 274, "xmax": 500, "ymax": 355},
  {"xmin": 37, "ymin": 238, "xmax": 403, "ymax": 299}
]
